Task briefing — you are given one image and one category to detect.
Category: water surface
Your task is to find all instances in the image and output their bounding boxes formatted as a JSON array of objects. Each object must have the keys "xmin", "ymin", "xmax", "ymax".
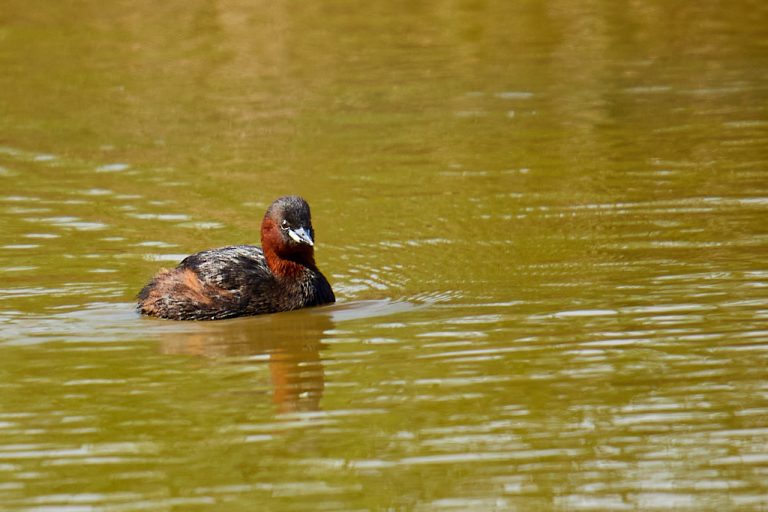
[{"xmin": 1, "ymin": 1, "xmax": 767, "ymax": 510}]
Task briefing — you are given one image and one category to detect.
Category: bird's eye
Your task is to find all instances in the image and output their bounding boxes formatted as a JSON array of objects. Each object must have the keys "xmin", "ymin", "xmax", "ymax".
[{"xmin": 280, "ymin": 219, "xmax": 290, "ymax": 230}]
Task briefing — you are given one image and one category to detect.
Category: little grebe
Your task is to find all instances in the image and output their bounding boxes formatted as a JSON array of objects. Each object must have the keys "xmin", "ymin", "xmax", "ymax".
[{"xmin": 137, "ymin": 196, "xmax": 335, "ymax": 320}]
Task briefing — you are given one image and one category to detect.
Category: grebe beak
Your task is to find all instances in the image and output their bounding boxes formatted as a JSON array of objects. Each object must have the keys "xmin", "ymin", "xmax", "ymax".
[{"xmin": 288, "ymin": 226, "xmax": 314, "ymax": 246}]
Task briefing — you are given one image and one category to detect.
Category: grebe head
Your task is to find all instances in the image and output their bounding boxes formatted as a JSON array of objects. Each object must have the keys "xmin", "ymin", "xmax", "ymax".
[{"xmin": 261, "ymin": 196, "xmax": 316, "ymax": 267}]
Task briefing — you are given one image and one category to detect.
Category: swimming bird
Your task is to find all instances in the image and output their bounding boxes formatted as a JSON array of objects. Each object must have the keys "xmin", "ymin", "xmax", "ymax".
[{"xmin": 137, "ymin": 196, "xmax": 334, "ymax": 320}]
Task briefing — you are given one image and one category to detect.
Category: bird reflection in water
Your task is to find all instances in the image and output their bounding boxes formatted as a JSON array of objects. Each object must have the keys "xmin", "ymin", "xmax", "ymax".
[{"xmin": 156, "ymin": 309, "xmax": 333, "ymax": 413}]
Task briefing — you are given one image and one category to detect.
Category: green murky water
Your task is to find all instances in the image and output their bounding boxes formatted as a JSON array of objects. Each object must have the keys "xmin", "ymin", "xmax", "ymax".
[{"xmin": 1, "ymin": 1, "xmax": 768, "ymax": 510}]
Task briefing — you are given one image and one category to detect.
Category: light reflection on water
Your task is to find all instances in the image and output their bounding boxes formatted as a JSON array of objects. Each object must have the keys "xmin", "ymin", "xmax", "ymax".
[
  {"xmin": 1, "ymin": 291, "xmax": 767, "ymax": 510},
  {"xmin": 3, "ymin": 169, "xmax": 765, "ymax": 509},
  {"xmin": 2, "ymin": 0, "xmax": 768, "ymax": 510}
]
